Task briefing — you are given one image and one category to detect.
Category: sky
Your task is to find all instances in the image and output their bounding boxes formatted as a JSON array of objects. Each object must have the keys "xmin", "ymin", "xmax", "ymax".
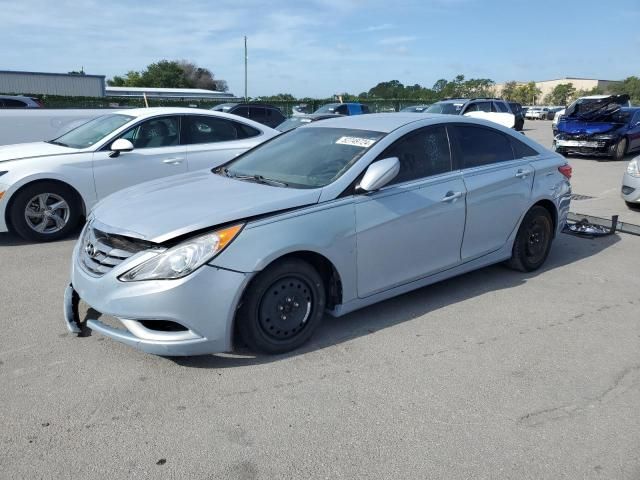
[{"xmin": 2, "ymin": 0, "xmax": 639, "ymax": 98}]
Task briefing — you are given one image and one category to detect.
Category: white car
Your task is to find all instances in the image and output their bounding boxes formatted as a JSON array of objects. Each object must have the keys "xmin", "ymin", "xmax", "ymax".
[{"xmin": 0, "ymin": 107, "xmax": 278, "ymax": 241}]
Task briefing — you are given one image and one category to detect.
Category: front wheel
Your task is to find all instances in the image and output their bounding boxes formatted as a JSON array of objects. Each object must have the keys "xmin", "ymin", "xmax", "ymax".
[
  {"xmin": 507, "ymin": 206, "xmax": 553, "ymax": 272},
  {"xmin": 9, "ymin": 182, "xmax": 81, "ymax": 242},
  {"xmin": 236, "ymin": 259, "xmax": 326, "ymax": 354},
  {"xmin": 611, "ymin": 137, "xmax": 627, "ymax": 161}
]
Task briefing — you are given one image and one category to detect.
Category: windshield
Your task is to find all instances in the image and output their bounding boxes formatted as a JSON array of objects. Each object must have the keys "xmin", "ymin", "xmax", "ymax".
[
  {"xmin": 50, "ymin": 114, "xmax": 133, "ymax": 149},
  {"xmin": 314, "ymin": 103, "xmax": 339, "ymax": 114},
  {"xmin": 276, "ymin": 117, "xmax": 313, "ymax": 132},
  {"xmin": 425, "ymin": 103, "xmax": 464, "ymax": 115},
  {"xmin": 222, "ymin": 127, "xmax": 385, "ymax": 188}
]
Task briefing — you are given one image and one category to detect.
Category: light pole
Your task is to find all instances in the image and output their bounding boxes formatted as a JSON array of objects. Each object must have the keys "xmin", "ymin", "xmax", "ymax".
[{"xmin": 244, "ymin": 36, "xmax": 248, "ymax": 101}]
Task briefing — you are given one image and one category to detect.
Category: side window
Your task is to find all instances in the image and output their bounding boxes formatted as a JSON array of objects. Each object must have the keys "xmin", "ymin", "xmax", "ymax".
[
  {"xmin": 183, "ymin": 116, "xmax": 261, "ymax": 144},
  {"xmin": 511, "ymin": 137, "xmax": 539, "ymax": 159},
  {"xmin": 453, "ymin": 125, "xmax": 514, "ymax": 168},
  {"xmin": 120, "ymin": 116, "xmax": 180, "ymax": 149},
  {"xmin": 335, "ymin": 105, "xmax": 348, "ymax": 115},
  {"xmin": 249, "ymin": 107, "xmax": 266, "ymax": 123},
  {"xmin": 379, "ymin": 126, "xmax": 451, "ymax": 185},
  {"xmin": 633, "ymin": 112, "xmax": 640, "ymax": 125},
  {"xmin": 494, "ymin": 101, "xmax": 509, "ymax": 113},
  {"xmin": 233, "ymin": 106, "xmax": 250, "ymax": 118},
  {"xmin": 361, "ymin": 104, "xmax": 370, "ymax": 114},
  {"xmin": 3, "ymin": 99, "xmax": 27, "ymax": 108}
]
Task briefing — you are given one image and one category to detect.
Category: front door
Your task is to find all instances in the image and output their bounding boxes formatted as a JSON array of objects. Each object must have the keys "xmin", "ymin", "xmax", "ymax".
[
  {"xmin": 93, "ymin": 115, "xmax": 187, "ymax": 199},
  {"xmin": 355, "ymin": 126, "xmax": 467, "ymax": 297}
]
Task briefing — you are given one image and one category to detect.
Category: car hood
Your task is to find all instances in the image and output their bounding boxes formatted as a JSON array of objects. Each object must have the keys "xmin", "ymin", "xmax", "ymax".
[
  {"xmin": 0, "ymin": 141, "xmax": 79, "ymax": 163},
  {"xmin": 556, "ymin": 119, "xmax": 620, "ymax": 136},
  {"xmin": 92, "ymin": 170, "xmax": 322, "ymax": 243},
  {"xmin": 564, "ymin": 94, "xmax": 629, "ymax": 122}
]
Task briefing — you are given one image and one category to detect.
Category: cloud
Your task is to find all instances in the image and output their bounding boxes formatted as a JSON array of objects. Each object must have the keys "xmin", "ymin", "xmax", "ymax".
[
  {"xmin": 363, "ymin": 23, "xmax": 394, "ymax": 32},
  {"xmin": 378, "ymin": 36, "xmax": 418, "ymax": 46}
]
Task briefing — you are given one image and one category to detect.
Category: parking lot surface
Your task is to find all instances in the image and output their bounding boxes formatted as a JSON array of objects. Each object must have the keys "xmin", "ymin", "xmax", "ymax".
[{"xmin": 1, "ymin": 121, "xmax": 640, "ymax": 479}]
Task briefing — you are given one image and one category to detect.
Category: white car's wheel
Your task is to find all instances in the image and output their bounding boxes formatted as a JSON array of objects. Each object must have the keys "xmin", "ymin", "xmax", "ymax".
[{"xmin": 9, "ymin": 182, "xmax": 82, "ymax": 242}]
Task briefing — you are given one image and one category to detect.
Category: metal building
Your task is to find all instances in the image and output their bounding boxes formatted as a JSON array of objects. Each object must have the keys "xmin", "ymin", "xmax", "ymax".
[
  {"xmin": 0, "ymin": 70, "xmax": 106, "ymax": 97},
  {"xmin": 105, "ymin": 86, "xmax": 236, "ymax": 100}
]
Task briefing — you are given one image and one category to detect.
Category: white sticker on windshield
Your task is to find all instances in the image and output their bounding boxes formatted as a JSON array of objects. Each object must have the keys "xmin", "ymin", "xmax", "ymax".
[{"xmin": 336, "ymin": 136, "xmax": 376, "ymax": 148}]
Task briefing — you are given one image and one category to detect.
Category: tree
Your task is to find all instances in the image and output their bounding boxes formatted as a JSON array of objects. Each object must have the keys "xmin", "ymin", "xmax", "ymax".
[
  {"xmin": 500, "ymin": 81, "xmax": 519, "ymax": 101},
  {"xmin": 611, "ymin": 76, "xmax": 640, "ymax": 105},
  {"xmin": 512, "ymin": 82, "xmax": 542, "ymax": 105},
  {"xmin": 546, "ymin": 83, "xmax": 576, "ymax": 106},
  {"xmin": 107, "ymin": 60, "xmax": 228, "ymax": 91}
]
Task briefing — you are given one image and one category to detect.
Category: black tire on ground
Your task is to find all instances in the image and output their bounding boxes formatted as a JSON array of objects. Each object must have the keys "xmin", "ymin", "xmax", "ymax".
[
  {"xmin": 611, "ymin": 137, "xmax": 627, "ymax": 161},
  {"xmin": 236, "ymin": 258, "xmax": 326, "ymax": 354},
  {"xmin": 8, "ymin": 181, "xmax": 82, "ymax": 242},
  {"xmin": 507, "ymin": 206, "xmax": 554, "ymax": 273}
]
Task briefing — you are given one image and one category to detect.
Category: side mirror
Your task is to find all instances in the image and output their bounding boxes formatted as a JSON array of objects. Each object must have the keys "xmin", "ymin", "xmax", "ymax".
[
  {"xmin": 357, "ymin": 157, "xmax": 400, "ymax": 192},
  {"xmin": 109, "ymin": 138, "xmax": 134, "ymax": 158}
]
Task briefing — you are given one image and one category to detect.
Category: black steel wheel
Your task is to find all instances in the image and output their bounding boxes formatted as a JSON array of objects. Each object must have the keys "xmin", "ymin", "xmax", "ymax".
[
  {"xmin": 507, "ymin": 206, "xmax": 553, "ymax": 272},
  {"xmin": 237, "ymin": 259, "xmax": 325, "ymax": 354}
]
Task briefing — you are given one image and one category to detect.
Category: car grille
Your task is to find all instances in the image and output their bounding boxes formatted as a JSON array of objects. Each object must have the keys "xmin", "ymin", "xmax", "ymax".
[{"xmin": 79, "ymin": 225, "xmax": 151, "ymax": 276}]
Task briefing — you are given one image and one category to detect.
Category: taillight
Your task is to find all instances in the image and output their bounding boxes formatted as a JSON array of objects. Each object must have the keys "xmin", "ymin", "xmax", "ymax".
[{"xmin": 558, "ymin": 164, "xmax": 572, "ymax": 180}]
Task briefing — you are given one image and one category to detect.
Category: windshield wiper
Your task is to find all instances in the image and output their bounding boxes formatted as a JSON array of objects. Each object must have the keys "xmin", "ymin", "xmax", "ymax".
[
  {"xmin": 221, "ymin": 168, "xmax": 288, "ymax": 187},
  {"xmin": 48, "ymin": 140, "xmax": 68, "ymax": 147}
]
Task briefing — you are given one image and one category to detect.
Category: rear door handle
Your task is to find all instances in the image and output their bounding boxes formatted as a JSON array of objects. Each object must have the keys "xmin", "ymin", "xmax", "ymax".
[
  {"xmin": 515, "ymin": 169, "xmax": 532, "ymax": 179},
  {"xmin": 440, "ymin": 191, "xmax": 463, "ymax": 203},
  {"xmin": 162, "ymin": 157, "xmax": 184, "ymax": 165}
]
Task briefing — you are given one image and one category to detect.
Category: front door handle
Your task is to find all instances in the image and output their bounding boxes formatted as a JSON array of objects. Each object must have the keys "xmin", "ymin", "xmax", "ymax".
[
  {"xmin": 440, "ymin": 191, "xmax": 463, "ymax": 203},
  {"xmin": 515, "ymin": 169, "xmax": 532, "ymax": 179},
  {"xmin": 162, "ymin": 157, "xmax": 184, "ymax": 165}
]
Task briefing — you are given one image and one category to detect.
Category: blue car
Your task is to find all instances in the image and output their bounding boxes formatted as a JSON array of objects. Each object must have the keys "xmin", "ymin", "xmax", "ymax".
[
  {"xmin": 314, "ymin": 102, "xmax": 370, "ymax": 115},
  {"xmin": 554, "ymin": 95, "xmax": 640, "ymax": 160}
]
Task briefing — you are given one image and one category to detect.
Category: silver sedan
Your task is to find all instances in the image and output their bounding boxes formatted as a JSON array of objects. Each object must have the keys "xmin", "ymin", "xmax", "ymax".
[
  {"xmin": 622, "ymin": 155, "xmax": 640, "ymax": 207},
  {"xmin": 64, "ymin": 114, "xmax": 572, "ymax": 356}
]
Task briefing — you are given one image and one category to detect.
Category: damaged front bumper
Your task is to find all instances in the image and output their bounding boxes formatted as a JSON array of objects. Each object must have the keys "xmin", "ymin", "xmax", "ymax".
[
  {"xmin": 553, "ymin": 135, "xmax": 617, "ymax": 156},
  {"xmin": 64, "ymin": 241, "xmax": 251, "ymax": 356}
]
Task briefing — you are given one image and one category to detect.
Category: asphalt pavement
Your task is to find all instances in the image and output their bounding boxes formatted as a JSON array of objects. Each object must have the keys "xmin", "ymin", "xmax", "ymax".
[{"xmin": 0, "ymin": 121, "xmax": 639, "ymax": 479}]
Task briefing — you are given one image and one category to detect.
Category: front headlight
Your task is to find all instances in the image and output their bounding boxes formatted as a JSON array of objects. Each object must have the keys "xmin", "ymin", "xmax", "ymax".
[
  {"xmin": 627, "ymin": 158, "xmax": 640, "ymax": 178},
  {"xmin": 119, "ymin": 223, "xmax": 244, "ymax": 281}
]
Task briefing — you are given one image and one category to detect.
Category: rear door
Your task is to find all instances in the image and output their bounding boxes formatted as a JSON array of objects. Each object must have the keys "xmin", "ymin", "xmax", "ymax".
[
  {"xmin": 355, "ymin": 125, "xmax": 467, "ymax": 297},
  {"xmin": 182, "ymin": 115, "xmax": 265, "ymax": 170},
  {"xmin": 450, "ymin": 124, "xmax": 534, "ymax": 260},
  {"xmin": 93, "ymin": 115, "xmax": 187, "ymax": 199}
]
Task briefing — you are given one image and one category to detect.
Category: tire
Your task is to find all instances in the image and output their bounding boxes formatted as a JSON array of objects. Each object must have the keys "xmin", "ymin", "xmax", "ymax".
[
  {"xmin": 9, "ymin": 181, "xmax": 81, "ymax": 242},
  {"xmin": 507, "ymin": 206, "xmax": 554, "ymax": 272},
  {"xmin": 611, "ymin": 137, "xmax": 627, "ymax": 161},
  {"xmin": 236, "ymin": 258, "xmax": 326, "ymax": 354}
]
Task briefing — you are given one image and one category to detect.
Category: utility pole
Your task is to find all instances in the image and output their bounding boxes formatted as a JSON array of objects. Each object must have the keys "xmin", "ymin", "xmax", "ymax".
[{"xmin": 244, "ymin": 36, "xmax": 248, "ymax": 101}]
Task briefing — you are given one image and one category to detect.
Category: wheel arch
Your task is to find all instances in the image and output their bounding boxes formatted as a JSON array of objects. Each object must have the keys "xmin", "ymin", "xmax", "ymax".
[
  {"xmin": 231, "ymin": 250, "xmax": 344, "ymax": 348},
  {"xmin": 530, "ymin": 198, "xmax": 558, "ymax": 235},
  {"xmin": 4, "ymin": 178, "xmax": 87, "ymax": 231}
]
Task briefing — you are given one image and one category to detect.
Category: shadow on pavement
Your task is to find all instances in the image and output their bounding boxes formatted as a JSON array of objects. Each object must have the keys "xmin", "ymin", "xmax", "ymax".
[
  {"xmin": 173, "ymin": 232, "xmax": 620, "ymax": 369},
  {"xmin": 0, "ymin": 229, "xmax": 81, "ymax": 247}
]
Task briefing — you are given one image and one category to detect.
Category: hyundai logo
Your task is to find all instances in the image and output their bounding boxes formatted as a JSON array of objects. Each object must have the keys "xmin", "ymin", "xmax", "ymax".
[{"xmin": 85, "ymin": 242, "xmax": 98, "ymax": 258}]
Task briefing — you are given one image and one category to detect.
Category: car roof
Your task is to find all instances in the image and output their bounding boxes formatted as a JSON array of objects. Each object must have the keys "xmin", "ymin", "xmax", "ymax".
[
  {"xmin": 434, "ymin": 98, "xmax": 468, "ymax": 104},
  {"xmin": 114, "ymin": 106, "xmax": 232, "ymax": 118},
  {"xmin": 303, "ymin": 112, "xmax": 495, "ymax": 133}
]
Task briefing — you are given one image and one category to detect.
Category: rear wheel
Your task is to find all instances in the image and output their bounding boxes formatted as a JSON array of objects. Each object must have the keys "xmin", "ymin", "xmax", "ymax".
[
  {"xmin": 236, "ymin": 259, "xmax": 325, "ymax": 354},
  {"xmin": 9, "ymin": 182, "xmax": 81, "ymax": 242},
  {"xmin": 507, "ymin": 206, "xmax": 553, "ymax": 272}
]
